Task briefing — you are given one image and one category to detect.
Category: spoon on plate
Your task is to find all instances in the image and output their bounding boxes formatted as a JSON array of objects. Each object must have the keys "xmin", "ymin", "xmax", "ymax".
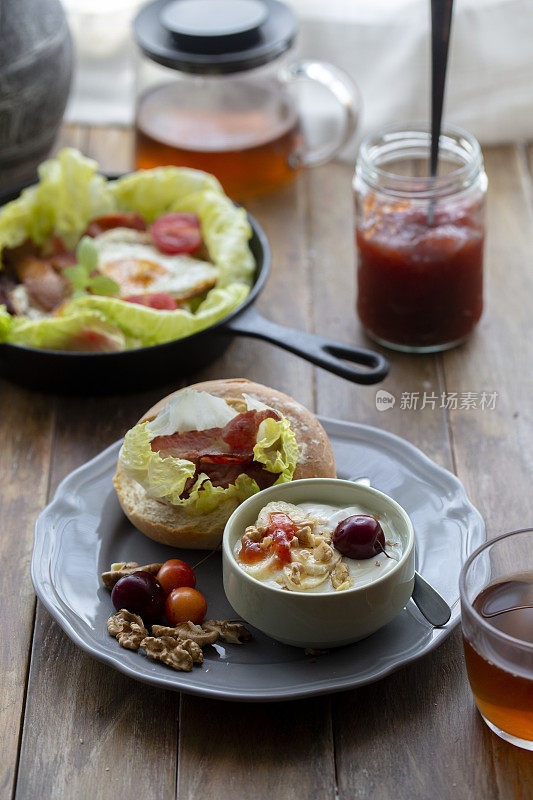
[{"xmin": 353, "ymin": 477, "xmax": 451, "ymax": 627}]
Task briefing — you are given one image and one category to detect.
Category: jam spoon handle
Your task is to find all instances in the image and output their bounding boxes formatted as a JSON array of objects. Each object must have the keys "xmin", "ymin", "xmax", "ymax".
[{"xmin": 428, "ymin": 0, "xmax": 455, "ymax": 225}]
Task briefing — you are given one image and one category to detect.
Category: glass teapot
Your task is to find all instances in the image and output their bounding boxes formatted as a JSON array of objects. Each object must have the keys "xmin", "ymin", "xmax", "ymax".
[{"xmin": 133, "ymin": 0, "xmax": 360, "ymax": 198}]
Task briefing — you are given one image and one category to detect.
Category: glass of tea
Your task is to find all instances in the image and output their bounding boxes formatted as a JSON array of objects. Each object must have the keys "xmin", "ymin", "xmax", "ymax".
[
  {"xmin": 460, "ymin": 529, "xmax": 533, "ymax": 749},
  {"xmin": 132, "ymin": 0, "xmax": 360, "ymax": 199}
]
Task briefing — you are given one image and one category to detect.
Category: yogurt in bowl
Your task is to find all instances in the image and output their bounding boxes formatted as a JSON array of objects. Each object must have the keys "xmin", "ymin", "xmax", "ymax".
[
  {"xmin": 234, "ymin": 500, "xmax": 403, "ymax": 593},
  {"xmin": 222, "ymin": 478, "xmax": 416, "ymax": 648}
]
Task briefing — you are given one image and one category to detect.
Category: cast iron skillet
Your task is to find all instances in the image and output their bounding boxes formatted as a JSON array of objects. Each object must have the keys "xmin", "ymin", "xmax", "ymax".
[{"xmin": 0, "ymin": 177, "xmax": 389, "ymax": 393}]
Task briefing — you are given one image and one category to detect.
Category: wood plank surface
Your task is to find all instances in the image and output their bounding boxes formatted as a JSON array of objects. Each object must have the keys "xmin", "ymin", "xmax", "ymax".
[
  {"xmin": 177, "ymin": 173, "xmax": 336, "ymax": 800},
  {"xmin": 0, "ymin": 122, "xmax": 88, "ymax": 800},
  {"xmin": 304, "ymin": 163, "xmax": 497, "ymax": 800},
  {"xmin": 440, "ymin": 145, "xmax": 533, "ymax": 800},
  {"xmin": 3, "ymin": 125, "xmax": 533, "ymax": 800},
  {"xmin": 14, "ymin": 128, "xmax": 180, "ymax": 800},
  {"xmin": 0, "ymin": 385, "xmax": 54, "ymax": 800}
]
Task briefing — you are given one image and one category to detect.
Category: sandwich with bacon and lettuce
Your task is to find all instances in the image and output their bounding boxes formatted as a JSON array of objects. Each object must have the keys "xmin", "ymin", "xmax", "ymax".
[{"xmin": 114, "ymin": 379, "xmax": 336, "ymax": 549}]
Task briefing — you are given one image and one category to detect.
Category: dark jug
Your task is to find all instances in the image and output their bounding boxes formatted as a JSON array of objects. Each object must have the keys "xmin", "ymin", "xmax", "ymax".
[{"xmin": 0, "ymin": 0, "xmax": 73, "ymax": 188}]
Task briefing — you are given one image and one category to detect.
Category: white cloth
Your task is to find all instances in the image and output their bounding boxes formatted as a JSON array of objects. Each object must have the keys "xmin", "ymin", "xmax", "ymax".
[
  {"xmin": 295, "ymin": 0, "xmax": 533, "ymax": 158},
  {"xmin": 63, "ymin": 0, "xmax": 142, "ymax": 126},
  {"xmin": 64, "ymin": 0, "xmax": 533, "ymax": 155}
]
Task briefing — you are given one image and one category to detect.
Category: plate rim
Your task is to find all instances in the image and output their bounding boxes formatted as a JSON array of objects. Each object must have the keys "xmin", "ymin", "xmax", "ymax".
[{"xmin": 31, "ymin": 417, "xmax": 485, "ymax": 702}]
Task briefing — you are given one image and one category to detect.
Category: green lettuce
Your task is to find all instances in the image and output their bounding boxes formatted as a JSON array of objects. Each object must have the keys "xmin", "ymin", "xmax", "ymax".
[
  {"xmin": 119, "ymin": 422, "xmax": 197, "ymax": 506},
  {"xmin": 64, "ymin": 282, "xmax": 248, "ymax": 347},
  {"xmin": 0, "ymin": 149, "xmax": 113, "ymax": 253},
  {"xmin": 119, "ymin": 412, "xmax": 298, "ymax": 514},
  {"xmin": 254, "ymin": 416, "xmax": 299, "ymax": 482},
  {"xmin": 0, "ymin": 306, "xmax": 11, "ymax": 339},
  {"xmin": 170, "ymin": 190, "xmax": 255, "ymax": 286},
  {"xmin": 2, "ymin": 308, "xmax": 126, "ymax": 351},
  {"xmin": 0, "ymin": 149, "xmax": 255, "ymax": 350},
  {"xmin": 108, "ymin": 166, "xmax": 223, "ymax": 222}
]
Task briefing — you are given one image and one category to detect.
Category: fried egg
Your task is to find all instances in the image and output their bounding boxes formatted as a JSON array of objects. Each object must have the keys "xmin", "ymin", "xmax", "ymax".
[{"xmin": 93, "ymin": 228, "xmax": 218, "ymax": 300}]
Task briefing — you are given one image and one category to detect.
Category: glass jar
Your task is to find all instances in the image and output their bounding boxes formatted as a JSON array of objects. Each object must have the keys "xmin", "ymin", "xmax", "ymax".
[
  {"xmin": 354, "ymin": 124, "xmax": 487, "ymax": 353},
  {"xmin": 133, "ymin": 0, "xmax": 360, "ymax": 199}
]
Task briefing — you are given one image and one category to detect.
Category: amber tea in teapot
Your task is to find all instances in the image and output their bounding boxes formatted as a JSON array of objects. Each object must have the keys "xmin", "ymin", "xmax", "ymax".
[
  {"xmin": 133, "ymin": 0, "xmax": 359, "ymax": 199},
  {"xmin": 135, "ymin": 78, "xmax": 304, "ymax": 198}
]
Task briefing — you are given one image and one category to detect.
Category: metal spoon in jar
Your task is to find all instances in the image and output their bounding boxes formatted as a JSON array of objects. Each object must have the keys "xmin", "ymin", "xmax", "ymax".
[
  {"xmin": 353, "ymin": 477, "xmax": 451, "ymax": 627},
  {"xmin": 428, "ymin": 0, "xmax": 455, "ymax": 226}
]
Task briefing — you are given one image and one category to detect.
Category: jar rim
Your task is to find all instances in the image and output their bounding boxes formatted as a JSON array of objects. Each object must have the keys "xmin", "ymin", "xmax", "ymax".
[{"xmin": 356, "ymin": 122, "xmax": 484, "ymax": 199}]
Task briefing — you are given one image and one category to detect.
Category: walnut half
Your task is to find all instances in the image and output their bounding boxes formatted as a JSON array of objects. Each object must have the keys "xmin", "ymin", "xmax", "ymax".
[
  {"xmin": 108, "ymin": 610, "xmax": 252, "ymax": 673},
  {"xmin": 140, "ymin": 635, "xmax": 203, "ymax": 672},
  {"xmin": 152, "ymin": 620, "xmax": 252, "ymax": 646},
  {"xmin": 203, "ymin": 620, "xmax": 252, "ymax": 644},
  {"xmin": 101, "ymin": 562, "xmax": 163, "ymax": 590},
  {"xmin": 107, "ymin": 610, "xmax": 148, "ymax": 650},
  {"xmin": 152, "ymin": 622, "xmax": 219, "ymax": 647}
]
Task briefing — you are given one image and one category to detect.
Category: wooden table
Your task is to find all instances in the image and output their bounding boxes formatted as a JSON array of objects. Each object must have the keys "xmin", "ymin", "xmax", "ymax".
[{"xmin": 2, "ymin": 125, "xmax": 533, "ymax": 800}]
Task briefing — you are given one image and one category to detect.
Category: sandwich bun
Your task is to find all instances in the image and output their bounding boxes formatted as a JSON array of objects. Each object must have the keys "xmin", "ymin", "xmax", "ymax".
[{"xmin": 114, "ymin": 378, "xmax": 336, "ymax": 549}]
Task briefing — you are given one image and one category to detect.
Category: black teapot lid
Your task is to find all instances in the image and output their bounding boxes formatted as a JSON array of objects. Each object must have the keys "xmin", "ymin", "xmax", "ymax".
[{"xmin": 134, "ymin": 0, "xmax": 297, "ymax": 74}]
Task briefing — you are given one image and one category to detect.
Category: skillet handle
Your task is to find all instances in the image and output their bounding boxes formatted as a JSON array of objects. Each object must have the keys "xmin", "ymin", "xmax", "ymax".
[{"xmin": 222, "ymin": 306, "xmax": 389, "ymax": 385}]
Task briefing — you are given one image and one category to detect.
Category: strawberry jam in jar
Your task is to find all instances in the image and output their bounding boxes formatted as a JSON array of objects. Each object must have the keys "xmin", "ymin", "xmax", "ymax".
[{"xmin": 354, "ymin": 125, "xmax": 486, "ymax": 352}]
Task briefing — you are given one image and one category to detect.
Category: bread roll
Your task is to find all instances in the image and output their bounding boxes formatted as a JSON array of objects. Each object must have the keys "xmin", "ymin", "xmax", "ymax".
[{"xmin": 114, "ymin": 378, "xmax": 336, "ymax": 549}]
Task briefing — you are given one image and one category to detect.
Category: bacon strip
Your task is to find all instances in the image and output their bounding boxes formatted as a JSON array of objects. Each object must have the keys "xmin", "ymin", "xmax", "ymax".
[
  {"xmin": 0, "ymin": 270, "xmax": 17, "ymax": 312},
  {"xmin": 15, "ymin": 257, "xmax": 68, "ymax": 312},
  {"xmin": 151, "ymin": 409, "xmax": 281, "ymax": 494},
  {"xmin": 152, "ymin": 427, "xmax": 230, "ymax": 461}
]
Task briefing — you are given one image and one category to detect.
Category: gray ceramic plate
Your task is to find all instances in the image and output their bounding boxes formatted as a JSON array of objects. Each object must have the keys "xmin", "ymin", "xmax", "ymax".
[{"xmin": 32, "ymin": 417, "xmax": 484, "ymax": 702}]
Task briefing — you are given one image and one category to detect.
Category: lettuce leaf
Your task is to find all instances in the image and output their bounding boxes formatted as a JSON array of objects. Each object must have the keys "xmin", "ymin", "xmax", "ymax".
[
  {"xmin": 146, "ymin": 388, "xmax": 238, "ymax": 438},
  {"xmin": 62, "ymin": 282, "xmax": 248, "ymax": 347},
  {"xmin": 0, "ymin": 306, "xmax": 12, "ymax": 340},
  {"xmin": 184, "ymin": 472, "xmax": 260, "ymax": 514},
  {"xmin": 0, "ymin": 149, "xmax": 254, "ymax": 350},
  {"xmin": 31, "ymin": 149, "xmax": 113, "ymax": 248},
  {"xmin": 108, "ymin": 166, "xmax": 223, "ymax": 222},
  {"xmin": 2, "ymin": 308, "xmax": 126, "ymax": 351},
  {"xmin": 170, "ymin": 190, "xmax": 255, "ymax": 286},
  {"xmin": 254, "ymin": 416, "xmax": 298, "ymax": 484},
  {"xmin": 118, "ymin": 398, "xmax": 299, "ymax": 513},
  {"xmin": 119, "ymin": 422, "xmax": 197, "ymax": 506},
  {"xmin": 0, "ymin": 149, "xmax": 113, "ymax": 254},
  {"xmin": 119, "ymin": 422, "xmax": 259, "ymax": 511}
]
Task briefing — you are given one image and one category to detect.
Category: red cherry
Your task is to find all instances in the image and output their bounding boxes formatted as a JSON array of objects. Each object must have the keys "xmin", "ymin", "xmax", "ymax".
[{"xmin": 332, "ymin": 515, "xmax": 386, "ymax": 560}]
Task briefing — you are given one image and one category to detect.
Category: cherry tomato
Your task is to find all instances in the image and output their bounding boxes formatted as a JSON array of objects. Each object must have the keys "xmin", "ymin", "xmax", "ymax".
[
  {"xmin": 150, "ymin": 213, "xmax": 202, "ymax": 254},
  {"xmin": 124, "ymin": 292, "xmax": 179, "ymax": 310},
  {"xmin": 86, "ymin": 212, "xmax": 146, "ymax": 237},
  {"xmin": 165, "ymin": 587, "xmax": 207, "ymax": 625},
  {"xmin": 156, "ymin": 559, "xmax": 196, "ymax": 596}
]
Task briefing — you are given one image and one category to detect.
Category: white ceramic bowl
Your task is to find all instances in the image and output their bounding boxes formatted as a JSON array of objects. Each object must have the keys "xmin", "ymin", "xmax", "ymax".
[{"xmin": 222, "ymin": 478, "xmax": 415, "ymax": 648}]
